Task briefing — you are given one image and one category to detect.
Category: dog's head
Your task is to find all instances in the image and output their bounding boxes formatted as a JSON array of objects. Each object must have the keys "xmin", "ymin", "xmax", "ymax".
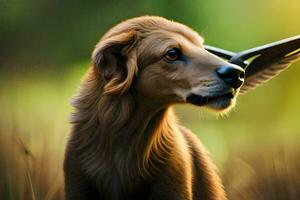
[{"xmin": 92, "ymin": 16, "xmax": 245, "ymax": 112}]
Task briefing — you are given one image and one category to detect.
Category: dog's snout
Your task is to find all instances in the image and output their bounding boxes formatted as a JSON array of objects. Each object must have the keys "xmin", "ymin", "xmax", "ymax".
[{"xmin": 216, "ymin": 65, "xmax": 245, "ymax": 89}]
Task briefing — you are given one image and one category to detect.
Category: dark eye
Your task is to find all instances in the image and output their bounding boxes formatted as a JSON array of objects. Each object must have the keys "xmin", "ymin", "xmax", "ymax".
[{"xmin": 164, "ymin": 48, "xmax": 181, "ymax": 62}]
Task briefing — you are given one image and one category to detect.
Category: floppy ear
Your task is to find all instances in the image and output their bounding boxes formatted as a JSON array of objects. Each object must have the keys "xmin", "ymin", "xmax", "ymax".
[{"xmin": 92, "ymin": 31, "xmax": 138, "ymax": 95}]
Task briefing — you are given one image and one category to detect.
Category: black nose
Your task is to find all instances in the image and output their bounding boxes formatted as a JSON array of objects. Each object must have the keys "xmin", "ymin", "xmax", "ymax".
[{"xmin": 216, "ymin": 65, "xmax": 245, "ymax": 89}]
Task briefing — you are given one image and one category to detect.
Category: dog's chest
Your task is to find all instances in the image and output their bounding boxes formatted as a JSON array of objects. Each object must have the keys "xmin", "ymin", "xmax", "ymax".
[{"xmin": 97, "ymin": 172, "xmax": 150, "ymax": 200}]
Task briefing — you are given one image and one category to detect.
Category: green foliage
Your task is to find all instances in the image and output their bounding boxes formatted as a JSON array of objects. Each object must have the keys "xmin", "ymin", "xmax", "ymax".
[{"xmin": 1, "ymin": 0, "xmax": 299, "ymax": 69}]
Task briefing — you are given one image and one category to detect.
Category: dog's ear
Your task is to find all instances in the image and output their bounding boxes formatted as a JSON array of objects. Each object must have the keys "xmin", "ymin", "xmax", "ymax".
[{"xmin": 92, "ymin": 31, "xmax": 138, "ymax": 95}]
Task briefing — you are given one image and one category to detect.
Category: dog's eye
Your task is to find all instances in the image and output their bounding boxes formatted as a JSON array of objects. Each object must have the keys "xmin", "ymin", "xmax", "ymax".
[{"xmin": 164, "ymin": 48, "xmax": 181, "ymax": 62}]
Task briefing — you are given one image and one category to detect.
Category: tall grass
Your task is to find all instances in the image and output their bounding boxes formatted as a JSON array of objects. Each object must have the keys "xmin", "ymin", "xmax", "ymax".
[
  {"xmin": 224, "ymin": 147, "xmax": 300, "ymax": 200},
  {"xmin": 0, "ymin": 66, "xmax": 85, "ymax": 200}
]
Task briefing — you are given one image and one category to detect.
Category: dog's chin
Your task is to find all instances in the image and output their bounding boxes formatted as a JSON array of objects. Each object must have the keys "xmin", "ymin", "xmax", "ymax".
[
  {"xmin": 205, "ymin": 96, "xmax": 236, "ymax": 113},
  {"xmin": 186, "ymin": 92, "xmax": 237, "ymax": 113}
]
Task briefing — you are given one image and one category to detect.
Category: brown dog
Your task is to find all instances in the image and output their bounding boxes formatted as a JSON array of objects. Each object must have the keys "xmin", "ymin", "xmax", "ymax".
[{"xmin": 64, "ymin": 16, "xmax": 245, "ymax": 200}]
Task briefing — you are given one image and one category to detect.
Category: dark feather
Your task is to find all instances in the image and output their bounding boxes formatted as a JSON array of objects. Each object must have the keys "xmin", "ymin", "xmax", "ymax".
[
  {"xmin": 240, "ymin": 51, "xmax": 300, "ymax": 94},
  {"xmin": 205, "ymin": 35, "xmax": 300, "ymax": 94},
  {"xmin": 235, "ymin": 35, "xmax": 300, "ymax": 94},
  {"xmin": 204, "ymin": 45, "xmax": 236, "ymax": 60}
]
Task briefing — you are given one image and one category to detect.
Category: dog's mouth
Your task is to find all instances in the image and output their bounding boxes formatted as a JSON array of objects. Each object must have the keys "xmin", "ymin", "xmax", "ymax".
[{"xmin": 186, "ymin": 92, "xmax": 236, "ymax": 110}]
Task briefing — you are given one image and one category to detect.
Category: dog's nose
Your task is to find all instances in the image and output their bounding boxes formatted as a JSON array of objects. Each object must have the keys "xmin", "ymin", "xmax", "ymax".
[{"xmin": 216, "ymin": 65, "xmax": 245, "ymax": 89}]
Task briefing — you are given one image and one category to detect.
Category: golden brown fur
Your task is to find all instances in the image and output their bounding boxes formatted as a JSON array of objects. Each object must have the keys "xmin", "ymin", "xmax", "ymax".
[{"xmin": 64, "ymin": 16, "xmax": 240, "ymax": 200}]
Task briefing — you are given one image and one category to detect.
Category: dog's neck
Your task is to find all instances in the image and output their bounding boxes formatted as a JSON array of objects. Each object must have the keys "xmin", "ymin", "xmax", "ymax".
[
  {"xmin": 70, "ymin": 69, "xmax": 227, "ymax": 199},
  {"xmin": 70, "ymin": 70, "xmax": 176, "ymax": 181}
]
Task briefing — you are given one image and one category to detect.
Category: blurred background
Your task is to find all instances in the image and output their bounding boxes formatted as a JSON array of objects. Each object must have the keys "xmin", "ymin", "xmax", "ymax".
[{"xmin": 1, "ymin": 0, "xmax": 300, "ymax": 199}]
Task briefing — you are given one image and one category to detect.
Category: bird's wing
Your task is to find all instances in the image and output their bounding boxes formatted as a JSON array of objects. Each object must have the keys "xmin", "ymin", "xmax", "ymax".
[
  {"xmin": 228, "ymin": 35, "xmax": 300, "ymax": 94},
  {"xmin": 240, "ymin": 50, "xmax": 300, "ymax": 94},
  {"xmin": 205, "ymin": 36, "xmax": 300, "ymax": 94}
]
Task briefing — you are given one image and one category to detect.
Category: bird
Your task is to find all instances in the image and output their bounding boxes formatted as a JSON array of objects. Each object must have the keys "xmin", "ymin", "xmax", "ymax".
[{"xmin": 205, "ymin": 35, "xmax": 300, "ymax": 94}]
